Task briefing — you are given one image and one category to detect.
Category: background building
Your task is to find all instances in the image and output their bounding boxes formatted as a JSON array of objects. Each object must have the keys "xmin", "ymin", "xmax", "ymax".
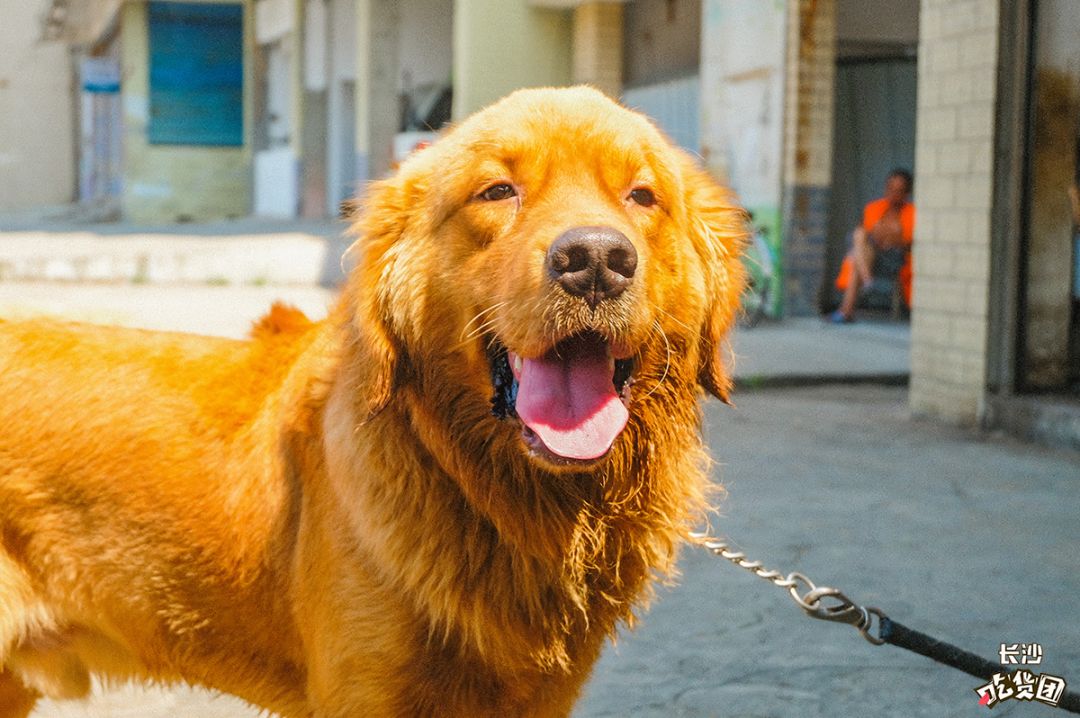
[
  {"xmin": 35, "ymin": 0, "xmax": 254, "ymax": 222},
  {"xmin": 0, "ymin": 0, "xmax": 77, "ymax": 213},
  {"xmin": 913, "ymin": 0, "xmax": 1079, "ymax": 447},
  {"xmin": 6, "ymin": 0, "xmax": 1079, "ymax": 446}
]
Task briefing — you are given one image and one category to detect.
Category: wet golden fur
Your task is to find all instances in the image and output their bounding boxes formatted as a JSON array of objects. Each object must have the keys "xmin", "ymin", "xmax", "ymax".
[{"xmin": 0, "ymin": 87, "xmax": 746, "ymax": 717}]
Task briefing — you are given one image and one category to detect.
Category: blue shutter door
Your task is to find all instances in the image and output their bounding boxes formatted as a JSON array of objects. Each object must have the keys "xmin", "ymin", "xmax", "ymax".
[{"xmin": 148, "ymin": 2, "xmax": 244, "ymax": 146}]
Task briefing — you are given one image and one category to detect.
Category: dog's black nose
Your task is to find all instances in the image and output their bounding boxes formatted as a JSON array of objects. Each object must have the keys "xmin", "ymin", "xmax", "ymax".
[{"xmin": 546, "ymin": 226, "xmax": 637, "ymax": 308}]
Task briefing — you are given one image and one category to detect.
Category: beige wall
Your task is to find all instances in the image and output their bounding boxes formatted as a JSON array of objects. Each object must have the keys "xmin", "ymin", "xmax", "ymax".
[
  {"xmin": 699, "ymin": 0, "xmax": 786, "ymax": 206},
  {"xmin": 0, "ymin": 0, "xmax": 76, "ymax": 212},
  {"xmin": 64, "ymin": 0, "xmax": 125, "ymax": 46},
  {"xmin": 399, "ymin": 0, "xmax": 454, "ymax": 90},
  {"xmin": 120, "ymin": 0, "xmax": 255, "ymax": 223},
  {"xmin": 909, "ymin": 0, "xmax": 1000, "ymax": 423},
  {"xmin": 572, "ymin": 2, "xmax": 623, "ymax": 98},
  {"xmin": 452, "ymin": 0, "xmax": 572, "ymax": 118}
]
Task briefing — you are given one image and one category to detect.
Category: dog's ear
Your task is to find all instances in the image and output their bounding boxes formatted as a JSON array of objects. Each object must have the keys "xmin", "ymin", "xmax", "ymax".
[
  {"xmin": 342, "ymin": 175, "xmax": 411, "ymax": 421},
  {"xmin": 679, "ymin": 156, "xmax": 749, "ymax": 404}
]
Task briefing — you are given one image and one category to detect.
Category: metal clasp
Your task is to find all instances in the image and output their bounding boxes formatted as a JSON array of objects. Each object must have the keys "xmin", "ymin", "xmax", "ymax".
[{"xmin": 786, "ymin": 572, "xmax": 886, "ymax": 645}]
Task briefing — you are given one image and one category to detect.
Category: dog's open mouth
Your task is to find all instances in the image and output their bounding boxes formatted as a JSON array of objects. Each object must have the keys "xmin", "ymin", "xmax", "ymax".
[{"xmin": 489, "ymin": 331, "xmax": 635, "ymax": 464}]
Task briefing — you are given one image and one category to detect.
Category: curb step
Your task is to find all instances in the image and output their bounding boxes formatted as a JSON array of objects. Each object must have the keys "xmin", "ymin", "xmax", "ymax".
[{"xmin": 0, "ymin": 233, "xmax": 335, "ymax": 287}]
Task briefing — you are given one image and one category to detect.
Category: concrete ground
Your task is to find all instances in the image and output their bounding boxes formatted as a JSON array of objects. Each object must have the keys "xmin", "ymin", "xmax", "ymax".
[
  {"xmin": 728, "ymin": 316, "xmax": 909, "ymax": 386},
  {"xmin": 578, "ymin": 385, "xmax": 1079, "ymax": 717},
  {"xmin": 0, "ymin": 251, "xmax": 1073, "ymax": 716}
]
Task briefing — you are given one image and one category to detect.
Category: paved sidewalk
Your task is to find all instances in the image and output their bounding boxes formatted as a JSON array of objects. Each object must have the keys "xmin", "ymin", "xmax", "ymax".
[
  {"xmin": 728, "ymin": 317, "xmax": 909, "ymax": 386},
  {"xmin": 0, "ymin": 217, "xmax": 353, "ymax": 287}
]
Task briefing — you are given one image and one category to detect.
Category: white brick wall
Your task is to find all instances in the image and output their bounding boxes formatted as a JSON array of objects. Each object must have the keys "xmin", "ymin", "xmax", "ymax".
[{"xmin": 909, "ymin": 0, "xmax": 1000, "ymax": 424}]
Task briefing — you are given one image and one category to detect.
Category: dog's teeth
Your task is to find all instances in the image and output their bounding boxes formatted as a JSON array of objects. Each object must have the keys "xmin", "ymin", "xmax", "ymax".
[{"xmin": 513, "ymin": 355, "xmax": 523, "ymax": 375}]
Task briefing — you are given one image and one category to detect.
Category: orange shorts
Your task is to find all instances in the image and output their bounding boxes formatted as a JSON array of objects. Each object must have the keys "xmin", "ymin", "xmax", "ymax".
[{"xmin": 834, "ymin": 253, "xmax": 913, "ymax": 307}]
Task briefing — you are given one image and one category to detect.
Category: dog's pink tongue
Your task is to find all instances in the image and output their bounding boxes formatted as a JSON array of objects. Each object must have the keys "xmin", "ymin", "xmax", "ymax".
[{"xmin": 514, "ymin": 351, "xmax": 628, "ymax": 460}]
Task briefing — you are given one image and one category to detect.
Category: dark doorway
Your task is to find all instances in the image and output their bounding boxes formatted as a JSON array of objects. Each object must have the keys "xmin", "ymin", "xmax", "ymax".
[{"xmin": 823, "ymin": 57, "xmax": 917, "ymax": 312}]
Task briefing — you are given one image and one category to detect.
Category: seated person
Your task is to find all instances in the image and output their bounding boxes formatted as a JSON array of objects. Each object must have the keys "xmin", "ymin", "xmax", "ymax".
[{"xmin": 830, "ymin": 169, "xmax": 916, "ymax": 323}]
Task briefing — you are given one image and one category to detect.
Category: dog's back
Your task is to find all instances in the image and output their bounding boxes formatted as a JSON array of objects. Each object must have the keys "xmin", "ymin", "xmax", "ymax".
[{"xmin": 0, "ymin": 315, "xmax": 319, "ymax": 716}]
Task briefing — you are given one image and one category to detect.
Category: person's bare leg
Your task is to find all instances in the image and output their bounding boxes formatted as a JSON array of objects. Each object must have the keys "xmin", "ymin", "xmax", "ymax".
[
  {"xmin": 852, "ymin": 227, "xmax": 876, "ymax": 286},
  {"xmin": 837, "ymin": 228, "xmax": 874, "ymax": 320},
  {"xmin": 838, "ymin": 256, "xmax": 861, "ymax": 318}
]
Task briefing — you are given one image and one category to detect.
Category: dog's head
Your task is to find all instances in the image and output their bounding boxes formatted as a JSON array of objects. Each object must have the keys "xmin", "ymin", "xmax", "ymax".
[{"xmin": 344, "ymin": 87, "xmax": 746, "ymax": 472}]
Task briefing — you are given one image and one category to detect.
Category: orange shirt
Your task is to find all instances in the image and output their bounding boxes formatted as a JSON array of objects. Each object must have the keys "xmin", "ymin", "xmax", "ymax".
[
  {"xmin": 862, "ymin": 198, "xmax": 916, "ymax": 246},
  {"xmin": 835, "ymin": 197, "xmax": 916, "ymax": 306}
]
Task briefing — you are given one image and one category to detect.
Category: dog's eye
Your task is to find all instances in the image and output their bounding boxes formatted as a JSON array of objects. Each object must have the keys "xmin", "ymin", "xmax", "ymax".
[
  {"xmin": 479, "ymin": 183, "xmax": 517, "ymax": 202},
  {"xmin": 629, "ymin": 187, "xmax": 656, "ymax": 207}
]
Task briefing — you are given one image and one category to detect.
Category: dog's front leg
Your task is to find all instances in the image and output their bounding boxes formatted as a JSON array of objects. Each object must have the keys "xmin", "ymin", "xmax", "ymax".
[{"xmin": 294, "ymin": 494, "xmax": 420, "ymax": 717}]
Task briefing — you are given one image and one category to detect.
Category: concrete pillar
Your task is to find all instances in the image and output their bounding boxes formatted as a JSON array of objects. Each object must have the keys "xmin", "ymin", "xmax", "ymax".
[
  {"xmin": 452, "ymin": 0, "xmax": 572, "ymax": 118},
  {"xmin": 325, "ymin": 0, "xmax": 357, "ymax": 213},
  {"xmin": 300, "ymin": 0, "xmax": 330, "ymax": 216},
  {"xmin": 290, "ymin": 0, "xmax": 305, "ymax": 163},
  {"xmin": 572, "ymin": 2, "xmax": 623, "ymax": 98},
  {"xmin": 909, "ymin": 0, "xmax": 1000, "ymax": 423},
  {"xmin": 253, "ymin": 0, "xmax": 302, "ymax": 217},
  {"xmin": 699, "ymin": 0, "xmax": 787, "ymax": 315},
  {"xmin": 780, "ymin": 0, "xmax": 836, "ymax": 315},
  {"xmin": 355, "ymin": 0, "xmax": 399, "ymax": 181}
]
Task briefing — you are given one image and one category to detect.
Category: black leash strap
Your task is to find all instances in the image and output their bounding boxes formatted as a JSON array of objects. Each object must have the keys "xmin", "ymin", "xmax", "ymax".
[
  {"xmin": 878, "ymin": 617, "xmax": 1080, "ymax": 713},
  {"xmin": 692, "ymin": 533, "xmax": 1080, "ymax": 713}
]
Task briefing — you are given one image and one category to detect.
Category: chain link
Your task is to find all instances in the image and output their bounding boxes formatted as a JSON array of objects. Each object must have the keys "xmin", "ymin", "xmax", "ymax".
[{"xmin": 688, "ymin": 532, "xmax": 886, "ymax": 646}]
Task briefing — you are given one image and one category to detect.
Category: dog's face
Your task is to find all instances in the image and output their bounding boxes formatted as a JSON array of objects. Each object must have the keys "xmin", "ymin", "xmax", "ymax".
[{"xmin": 348, "ymin": 87, "xmax": 746, "ymax": 471}]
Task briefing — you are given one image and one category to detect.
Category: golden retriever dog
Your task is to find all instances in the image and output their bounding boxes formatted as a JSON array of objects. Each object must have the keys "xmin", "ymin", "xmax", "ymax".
[{"xmin": 0, "ymin": 87, "xmax": 745, "ymax": 717}]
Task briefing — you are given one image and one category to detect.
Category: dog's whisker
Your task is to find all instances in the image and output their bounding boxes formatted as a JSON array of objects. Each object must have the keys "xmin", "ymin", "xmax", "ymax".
[
  {"xmin": 649, "ymin": 302, "xmax": 695, "ymax": 336},
  {"xmin": 461, "ymin": 301, "xmax": 509, "ymax": 342},
  {"xmin": 450, "ymin": 321, "xmax": 505, "ymax": 353},
  {"xmin": 465, "ymin": 315, "xmax": 504, "ymax": 341},
  {"xmin": 640, "ymin": 320, "xmax": 672, "ymax": 401}
]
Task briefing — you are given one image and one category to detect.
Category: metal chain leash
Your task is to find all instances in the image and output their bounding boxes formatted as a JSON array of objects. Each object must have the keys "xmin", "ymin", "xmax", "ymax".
[
  {"xmin": 688, "ymin": 531, "xmax": 1080, "ymax": 713},
  {"xmin": 687, "ymin": 532, "xmax": 886, "ymax": 646}
]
